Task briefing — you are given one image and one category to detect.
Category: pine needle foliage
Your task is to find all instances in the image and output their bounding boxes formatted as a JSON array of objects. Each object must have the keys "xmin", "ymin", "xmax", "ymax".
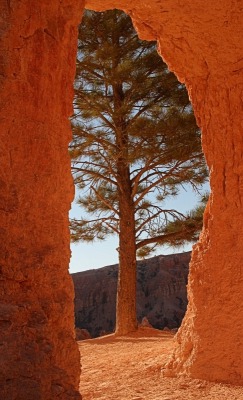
[{"xmin": 70, "ymin": 9, "xmax": 208, "ymax": 257}]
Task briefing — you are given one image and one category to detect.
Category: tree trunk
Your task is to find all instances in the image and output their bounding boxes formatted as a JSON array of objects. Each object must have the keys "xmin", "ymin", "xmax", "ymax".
[
  {"xmin": 114, "ymin": 104, "xmax": 138, "ymax": 335},
  {"xmin": 114, "ymin": 94, "xmax": 137, "ymax": 335},
  {"xmin": 111, "ymin": 18, "xmax": 138, "ymax": 335},
  {"xmin": 116, "ymin": 188, "xmax": 138, "ymax": 335}
]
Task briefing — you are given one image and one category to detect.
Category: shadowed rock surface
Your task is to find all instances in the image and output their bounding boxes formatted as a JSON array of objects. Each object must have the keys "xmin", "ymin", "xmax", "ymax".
[{"xmin": 71, "ymin": 252, "xmax": 190, "ymax": 337}]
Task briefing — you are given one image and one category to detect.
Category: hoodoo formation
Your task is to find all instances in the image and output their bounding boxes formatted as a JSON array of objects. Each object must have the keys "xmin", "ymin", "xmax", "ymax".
[{"xmin": 1, "ymin": 0, "xmax": 242, "ymax": 398}]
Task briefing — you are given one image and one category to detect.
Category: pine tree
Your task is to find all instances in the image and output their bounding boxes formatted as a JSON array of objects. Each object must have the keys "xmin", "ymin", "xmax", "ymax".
[{"xmin": 70, "ymin": 9, "xmax": 208, "ymax": 335}]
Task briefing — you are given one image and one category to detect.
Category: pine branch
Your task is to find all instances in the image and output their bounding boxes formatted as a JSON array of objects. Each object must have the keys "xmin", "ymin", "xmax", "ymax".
[
  {"xmin": 76, "ymin": 61, "xmax": 105, "ymax": 81},
  {"xmin": 135, "ymin": 208, "xmax": 186, "ymax": 234},
  {"xmin": 103, "ymin": 221, "xmax": 119, "ymax": 234},
  {"xmin": 134, "ymin": 161, "xmax": 182, "ymax": 206},
  {"xmin": 90, "ymin": 185, "xmax": 119, "ymax": 216},
  {"xmin": 136, "ymin": 224, "xmax": 200, "ymax": 250},
  {"xmin": 72, "ymin": 130, "xmax": 117, "ymax": 152},
  {"xmin": 75, "ymin": 93, "xmax": 115, "ymax": 131},
  {"xmin": 127, "ymin": 94, "xmax": 163, "ymax": 126},
  {"xmin": 72, "ymin": 167, "xmax": 117, "ymax": 186}
]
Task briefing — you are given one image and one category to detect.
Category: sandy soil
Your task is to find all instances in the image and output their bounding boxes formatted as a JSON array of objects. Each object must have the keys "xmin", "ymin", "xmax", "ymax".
[{"xmin": 78, "ymin": 327, "xmax": 243, "ymax": 400}]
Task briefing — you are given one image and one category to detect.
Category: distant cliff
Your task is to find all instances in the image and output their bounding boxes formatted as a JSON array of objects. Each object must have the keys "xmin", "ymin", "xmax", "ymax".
[{"xmin": 71, "ymin": 251, "xmax": 190, "ymax": 337}]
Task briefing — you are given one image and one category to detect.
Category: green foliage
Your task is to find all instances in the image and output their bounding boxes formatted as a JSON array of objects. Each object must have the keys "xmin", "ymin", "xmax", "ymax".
[
  {"xmin": 70, "ymin": 9, "xmax": 208, "ymax": 256},
  {"xmin": 158, "ymin": 194, "xmax": 208, "ymax": 247}
]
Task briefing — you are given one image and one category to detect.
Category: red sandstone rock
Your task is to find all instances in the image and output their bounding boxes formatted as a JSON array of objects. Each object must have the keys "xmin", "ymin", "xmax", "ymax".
[
  {"xmin": 0, "ymin": 1, "xmax": 84, "ymax": 398},
  {"xmin": 84, "ymin": 0, "xmax": 243, "ymax": 386}
]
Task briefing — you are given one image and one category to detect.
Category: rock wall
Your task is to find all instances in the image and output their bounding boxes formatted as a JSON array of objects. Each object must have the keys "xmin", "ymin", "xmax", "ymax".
[
  {"xmin": 86, "ymin": 0, "xmax": 243, "ymax": 385},
  {"xmin": 0, "ymin": 0, "xmax": 242, "ymax": 397},
  {"xmin": 72, "ymin": 252, "xmax": 190, "ymax": 337},
  {"xmin": 0, "ymin": 1, "xmax": 84, "ymax": 399}
]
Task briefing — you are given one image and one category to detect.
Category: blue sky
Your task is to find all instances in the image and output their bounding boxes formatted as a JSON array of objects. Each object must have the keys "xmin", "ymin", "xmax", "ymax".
[{"xmin": 69, "ymin": 183, "xmax": 209, "ymax": 273}]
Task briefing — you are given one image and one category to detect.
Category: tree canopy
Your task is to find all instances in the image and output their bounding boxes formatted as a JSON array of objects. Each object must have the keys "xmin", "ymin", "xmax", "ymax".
[{"xmin": 70, "ymin": 9, "xmax": 207, "ymax": 257}]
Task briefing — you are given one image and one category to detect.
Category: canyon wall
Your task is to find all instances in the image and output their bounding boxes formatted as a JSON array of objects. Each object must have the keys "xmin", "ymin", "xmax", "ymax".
[
  {"xmin": 86, "ymin": 0, "xmax": 243, "ymax": 384},
  {"xmin": 0, "ymin": 0, "xmax": 242, "ymax": 398},
  {"xmin": 0, "ymin": 1, "xmax": 84, "ymax": 399},
  {"xmin": 72, "ymin": 252, "xmax": 190, "ymax": 337}
]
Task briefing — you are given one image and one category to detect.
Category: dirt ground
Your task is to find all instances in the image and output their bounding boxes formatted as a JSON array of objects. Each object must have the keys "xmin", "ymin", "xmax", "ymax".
[{"xmin": 78, "ymin": 327, "xmax": 243, "ymax": 400}]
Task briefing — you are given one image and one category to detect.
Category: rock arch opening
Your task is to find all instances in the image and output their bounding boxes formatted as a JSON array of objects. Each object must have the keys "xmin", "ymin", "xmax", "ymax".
[
  {"xmin": 1, "ymin": 0, "xmax": 242, "ymax": 398},
  {"xmin": 70, "ymin": 7, "xmax": 207, "ymax": 339}
]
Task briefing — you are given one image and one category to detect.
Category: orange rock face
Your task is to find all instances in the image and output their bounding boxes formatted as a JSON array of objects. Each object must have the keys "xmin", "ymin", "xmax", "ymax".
[
  {"xmin": 0, "ymin": 1, "xmax": 83, "ymax": 398},
  {"xmin": 0, "ymin": 0, "xmax": 242, "ymax": 398},
  {"xmin": 85, "ymin": 0, "xmax": 243, "ymax": 385}
]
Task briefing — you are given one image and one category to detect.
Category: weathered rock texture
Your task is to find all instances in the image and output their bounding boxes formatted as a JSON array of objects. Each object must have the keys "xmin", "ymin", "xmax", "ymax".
[
  {"xmin": 84, "ymin": 0, "xmax": 243, "ymax": 386},
  {"xmin": 0, "ymin": 1, "xmax": 83, "ymax": 399},
  {"xmin": 0, "ymin": 0, "xmax": 242, "ymax": 397},
  {"xmin": 72, "ymin": 252, "xmax": 189, "ymax": 337}
]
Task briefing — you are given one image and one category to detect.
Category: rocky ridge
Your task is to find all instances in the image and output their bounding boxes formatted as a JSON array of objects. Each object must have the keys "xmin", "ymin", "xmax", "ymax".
[{"xmin": 72, "ymin": 251, "xmax": 190, "ymax": 337}]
